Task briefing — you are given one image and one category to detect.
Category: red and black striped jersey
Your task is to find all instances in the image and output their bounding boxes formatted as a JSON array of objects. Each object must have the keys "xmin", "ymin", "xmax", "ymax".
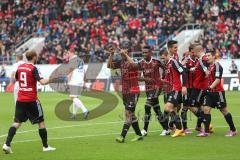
[
  {"xmin": 208, "ymin": 62, "xmax": 224, "ymax": 92},
  {"xmin": 138, "ymin": 57, "xmax": 164, "ymax": 91},
  {"xmin": 182, "ymin": 56, "xmax": 196, "ymax": 89},
  {"xmin": 193, "ymin": 55, "xmax": 209, "ymax": 90},
  {"xmin": 163, "ymin": 58, "xmax": 184, "ymax": 93},
  {"xmin": 114, "ymin": 60, "xmax": 140, "ymax": 95}
]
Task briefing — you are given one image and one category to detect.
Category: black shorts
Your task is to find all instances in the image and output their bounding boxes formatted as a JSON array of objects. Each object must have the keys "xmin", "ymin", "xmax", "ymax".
[
  {"xmin": 14, "ymin": 100, "xmax": 44, "ymax": 124},
  {"xmin": 122, "ymin": 93, "xmax": 139, "ymax": 112},
  {"xmin": 182, "ymin": 88, "xmax": 194, "ymax": 106},
  {"xmin": 164, "ymin": 91, "xmax": 182, "ymax": 107},
  {"xmin": 189, "ymin": 88, "xmax": 207, "ymax": 107},
  {"xmin": 203, "ymin": 91, "xmax": 227, "ymax": 109},
  {"xmin": 146, "ymin": 88, "xmax": 161, "ymax": 100}
]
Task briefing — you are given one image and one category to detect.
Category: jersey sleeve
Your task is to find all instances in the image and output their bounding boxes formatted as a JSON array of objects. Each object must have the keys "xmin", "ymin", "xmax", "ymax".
[
  {"xmin": 215, "ymin": 63, "xmax": 223, "ymax": 79},
  {"xmin": 15, "ymin": 71, "xmax": 18, "ymax": 80},
  {"xmin": 32, "ymin": 67, "xmax": 43, "ymax": 81},
  {"xmin": 172, "ymin": 59, "xmax": 187, "ymax": 86},
  {"xmin": 199, "ymin": 58, "xmax": 208, "ymax": 72}
]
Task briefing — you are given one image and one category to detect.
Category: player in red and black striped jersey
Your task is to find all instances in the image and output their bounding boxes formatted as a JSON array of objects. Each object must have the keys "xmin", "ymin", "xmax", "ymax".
[
  {"xmin": 189, "ymin": 44, "xmax": 212, "ymax": 132},
  {"xmin": 160, "ymin": 49, "xmax": 188, "ymax": 137},
  {"xmin": 197, "ymin": 50, "xmax": 237, "ymax": 137},
  {"xmin": 138, "ymin": 46, "xmax": 167, "ymax": 136},
  {"xmin": 180, "ymin": 44, "xmax": 196, "ymax": 133},
  {"xmin": 167, "ymin": 40, "xmax": 179, "ymax": 61},
  {"xmin": 107, "ymin": 47, "xmax": 143, "ymax": 143},
  {"xmin": 3, "ymin": 51, "xmax": 56, "ymax": 154}
]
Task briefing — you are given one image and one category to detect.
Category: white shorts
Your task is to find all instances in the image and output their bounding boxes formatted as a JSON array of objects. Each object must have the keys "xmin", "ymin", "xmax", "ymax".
[{"xmin": 68, "ymin": 83, "xmax": 84, "ymax": 97}]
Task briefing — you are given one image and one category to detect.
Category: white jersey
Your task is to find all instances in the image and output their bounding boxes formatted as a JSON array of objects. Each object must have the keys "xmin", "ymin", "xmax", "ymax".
[
  {"xmin": 68, "ymin": 56, "xmax": 85, "ymax": 86},
  {"xmin": 12, "ymin": 60, "xmax": 25, "ymax": 73}
]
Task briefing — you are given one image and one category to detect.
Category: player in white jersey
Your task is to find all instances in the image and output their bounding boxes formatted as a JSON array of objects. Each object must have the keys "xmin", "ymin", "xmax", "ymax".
[
  {"xmin": 11, "ymin": 53, "xmax": 25, "ymax": 103},
  {"xmin": 67, "ymin": 50, "xmax": 89, "ymax": 119}
]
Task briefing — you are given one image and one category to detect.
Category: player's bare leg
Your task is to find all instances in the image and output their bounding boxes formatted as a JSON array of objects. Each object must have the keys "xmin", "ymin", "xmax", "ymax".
[
  {"xmin": 220, "ymin": 107, "xmax": 237, "ymax": 137},
  {"xmin": 3, "ymin": 122, "xmax": 22, "ymax": 154},
  {"xmin": 38, "ymin": 121, "xmax": 56, "ymax": 152}
]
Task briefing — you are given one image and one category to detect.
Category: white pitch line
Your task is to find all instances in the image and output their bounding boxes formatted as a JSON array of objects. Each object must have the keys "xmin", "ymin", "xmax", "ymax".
[
  {"xmin": 0, "ymin": 115, "xmax": 239, "ymax": 138},
  {"xmin": 11, "ymin": 125, "xmax": 238, "ymax": 144}
]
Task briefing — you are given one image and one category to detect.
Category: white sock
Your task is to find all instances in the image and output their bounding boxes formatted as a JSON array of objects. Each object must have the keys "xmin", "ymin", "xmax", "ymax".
[
  {"xmin": 73, "ymin": 98, "xmax": 88, "ymax": 113},
  {"xmin": 72, "ymin": 102, "xmax": 78, "ymax": 115}
]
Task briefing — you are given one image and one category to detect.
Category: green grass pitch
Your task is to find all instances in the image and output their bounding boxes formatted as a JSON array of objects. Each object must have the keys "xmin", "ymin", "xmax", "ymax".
[{"xmin": 0, "ymin": 91, "xmax": 240, "ymax": 160}]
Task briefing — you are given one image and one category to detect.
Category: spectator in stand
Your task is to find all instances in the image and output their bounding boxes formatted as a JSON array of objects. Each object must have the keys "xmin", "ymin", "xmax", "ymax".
[{"xmin": 229, "ymin": 60, "xmax": 238, "ymax": 74}]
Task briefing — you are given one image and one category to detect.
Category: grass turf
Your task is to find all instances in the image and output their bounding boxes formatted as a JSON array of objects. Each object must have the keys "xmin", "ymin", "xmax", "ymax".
[{"xmin": 0, "ymin": 91, "xmax": 240, "ymax": 160}]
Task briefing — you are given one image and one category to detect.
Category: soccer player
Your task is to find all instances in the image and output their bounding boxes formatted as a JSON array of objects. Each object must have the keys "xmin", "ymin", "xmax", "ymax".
[
  {"xmin": 67, "ymin": 49, "xmax": 89, "ymax": 119},
  {"xmin": 11, "ymin": 53, "xmax": 25, "ymax": 103},
  {"xmin": 197, "ymin": 50, "xmax": 237, "ymax": 137},
  {"xmin": 189, "ymin": 44, "xmax": 213, "ymax": 132},
  {"xmin": 107, "ymin": 47, "xmax": 143, "ymax": 143},
  {"xmin": 2, "ymin": 51, "xmax": 56, "ymax": 154},
  {"xmin": 138, "ymin": 46, "xmax": 167, "ymax": 136},
  {"xmin": 180, "ymin": 44, "xmax": 196, "ymax": 134},
  {"xmin": 159, "ymin": 49, "xmax": 187, "ymax": 137}
]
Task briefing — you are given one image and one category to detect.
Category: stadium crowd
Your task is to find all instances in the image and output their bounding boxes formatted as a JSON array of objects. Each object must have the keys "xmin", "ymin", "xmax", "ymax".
[{"xmin": 0, "ymin": 0, "xmax": 239, "ymax": 64}]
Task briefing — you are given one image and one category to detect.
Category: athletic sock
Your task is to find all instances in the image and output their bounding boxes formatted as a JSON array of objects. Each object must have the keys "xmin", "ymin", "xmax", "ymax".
[
  {"xmin": 181, "ymin": 108, "xmax": 188, "ymax": 130},
  {"xmin": 143, "ymin": 105, "xmax": 151, "ymax": 131},
  {"xmin": 39, "ymin": 128, "xmax": 48, "ymax": 148},
  {"xmin": 195, "ymin": 108, "xmax": 204, "ymax": 128},
  {"xmin": 121, "ymin": 123, "xmax": 130, "ymax": 138},
  {"xmin": 73, "ymin": 98, "xmax": 88, "ymax": 113},
  {"xmin": 203, "ymin": 114, "xmax": 211, "ymax": 133},
  {"xmin": 224, "ymin": 113, "xmax": 236, "ymax": 132},
  {"xmin": 72, "ymin": 102, "xmax": 78, "ymax": 115},
  {"xmin": 161, "ymin": 111, "xmax": 169, "ymax": 130},
  {"xmin": 132, "ymin": 117, "xmax": 142, "ymax": 136},
  {"xmin": 170, "ymin": 111, "xmax": 182, "ymax": 130},
  {"xmin": 153, "ymin": 104, "xmax": 166, "ymax": 130},
  {"xmin": 6, "ymin": 127, "xmax": 17, "ymax": 146}
]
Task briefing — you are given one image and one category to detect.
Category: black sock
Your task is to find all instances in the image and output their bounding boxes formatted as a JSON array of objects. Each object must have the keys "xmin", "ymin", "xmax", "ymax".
[
  {"xmin": 203, "ymin": 114, "xmax": 211, "ymax": 133},
  {"xmin": 181, "ymin": 108, "xmax": 188, "ymax": 130},
  {"xmin": 195, "ymin": 108, "xmax": 204, "ymax": 128},
  {"xmin": 132, "ymin": 117, "xmax": 142, "ymax": 136},
  {"xmin": 170, "ymin": 111, "xmax": 182, "ymax": 130},
  {"xmin": 224, "ymin": 113, "xmax": 236, "ymax": 132},
  {"xmin": 153, "ymin": 105, "xmax": 165, "ymax": 129},
  {"xmin": 39, "ymin": 128, "xmax": 48, "ymax": 148},
  {"xmin": 161, "ymin": 111, "xmax": 169, "ymax": 130},
  {"xmin": 121, "ymin": 123, "xmax": 130, "ymax": 138},
  {"xmin": 143, "ymin": 105, "xmax": 151, "ymax": 131},
  {"xmin": 6, "ymin": 127, "xmax": 17, "ymax": 146}
]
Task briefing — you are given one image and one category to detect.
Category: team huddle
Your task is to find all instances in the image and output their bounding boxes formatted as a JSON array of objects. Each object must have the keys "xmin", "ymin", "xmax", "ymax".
[
  {"xmin": 107, "ymin": 40, "xmax": 237, "ymax": 143},
  {"xmin": 2, "ymin": 40, "xmax": 237, "ymax": 154}
]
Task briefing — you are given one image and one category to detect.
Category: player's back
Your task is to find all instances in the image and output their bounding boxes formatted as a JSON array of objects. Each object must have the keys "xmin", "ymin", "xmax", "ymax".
[{"xmin": 16, "ymin": 63, "xmax": 38, "ymax": 102}]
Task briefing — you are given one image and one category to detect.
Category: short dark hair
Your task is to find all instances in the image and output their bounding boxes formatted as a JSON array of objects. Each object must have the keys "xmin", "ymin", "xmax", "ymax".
[
  {"xmin": 25, "ymin": 51, "xmax": 37, "ymax": 61},
  {"xmin": 206, "ymin": 48, "xmax": 215, "ymax": 56},
  {"xmin": 159, "ymin": 49, "xmax": 168, "ymax": 56},
  {"xmin": 167, "ymin": 40, "xmax": 177, "ymax": 48}
]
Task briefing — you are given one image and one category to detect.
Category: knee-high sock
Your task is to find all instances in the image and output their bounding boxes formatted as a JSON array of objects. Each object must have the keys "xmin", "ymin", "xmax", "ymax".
[
  {"xmin": 73, "ymin": 98, "xmax": 88, "ymax": 113},
  {"xmin": 224, "ymin": 113, "xmax": 236, "ymax": 132},
  {"xmin": 161, "ymin": 111, "xmax": 170, "ymax": 130},
  {"xmin": 194, "ymin": 108, "xmax": 204, "ymax": 128},
  {"xmin": 203, "ymin": 113, "xmax": 211, "ymax": 133},
  {"xmin": 72, "ymin": 102, "xmax": 78, "ymax": 115},
  {"xmin": 5, "ymin": 126, "xmax": 17, "ymax": 146},
  {"xmin": 170, "ymin": 111, "xmax": 182, "ymax": 130},
  {"xmin": 132, "ymin": 116, "xmax": 142, "ymax": 136},
  {"xmin": 153, "ymin": 104, "xmax": 166, "ymax": 130},
  {"xmin": 121, "ymin": 122, "xmax": 130, "ymax": 138},
  {"xmin": 143, "ymin": 104, "xmax": 151, "ymax": 131},
  {"xmin": 181, "ymin": 108, "xmax": 188, "ymax": 130},
  {"xmin": 39, "ymin": 128, "xmax": 48, "ymax": 148}
]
